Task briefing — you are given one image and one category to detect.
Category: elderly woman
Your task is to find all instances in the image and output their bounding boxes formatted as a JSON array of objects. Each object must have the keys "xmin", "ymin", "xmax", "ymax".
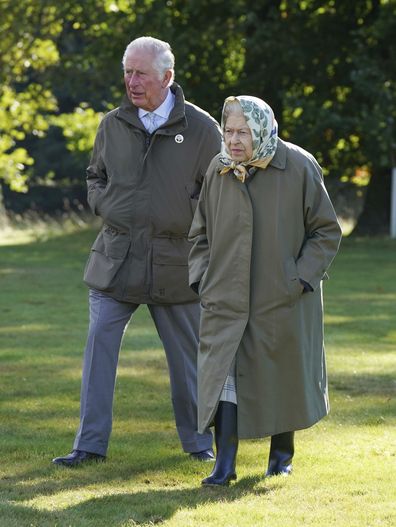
[{"xmin": 188, "ymin": 95, "xmax": 342, "ymax": 486}]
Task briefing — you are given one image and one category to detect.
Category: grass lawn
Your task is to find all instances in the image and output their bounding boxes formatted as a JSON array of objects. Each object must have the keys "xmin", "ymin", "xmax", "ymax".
[{"xmin": 0, "ymin": 228, "xmax": 395, "ymax": 527}]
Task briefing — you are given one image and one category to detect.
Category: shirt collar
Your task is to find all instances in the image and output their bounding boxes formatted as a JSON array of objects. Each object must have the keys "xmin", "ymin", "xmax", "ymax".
[{"xmin": 138, "ymin": 89, "xmax": 175, "ymax": 119}]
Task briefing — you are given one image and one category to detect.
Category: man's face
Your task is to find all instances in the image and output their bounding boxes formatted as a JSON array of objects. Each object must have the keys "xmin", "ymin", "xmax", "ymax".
[{"xmin": 124, "ymin": 49, "xmax": 172, "ymax": 111}]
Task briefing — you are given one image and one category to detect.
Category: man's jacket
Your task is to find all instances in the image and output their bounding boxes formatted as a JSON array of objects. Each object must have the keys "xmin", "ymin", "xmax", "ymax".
[{"xmin": 83, "ymin": 82, "xmax": 221, "ymax": 304}]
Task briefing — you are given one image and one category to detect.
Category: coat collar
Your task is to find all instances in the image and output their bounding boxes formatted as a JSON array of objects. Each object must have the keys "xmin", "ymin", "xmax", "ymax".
[
  {"xmin": 269, "ymin": 138, "xmax": 287, "ymax": 170},
  {"xmin": 116, "ymin": 83, "xmax": 187, "ymax": 134},
  {"xmin": 216, "ymin": 137, "xmax": 287, "ymax": 183}
]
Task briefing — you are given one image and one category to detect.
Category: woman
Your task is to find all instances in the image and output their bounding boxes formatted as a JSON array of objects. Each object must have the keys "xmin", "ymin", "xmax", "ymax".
[{"xmin": 188, "ymin": 95, "xmax": 342, "ymax": 486}]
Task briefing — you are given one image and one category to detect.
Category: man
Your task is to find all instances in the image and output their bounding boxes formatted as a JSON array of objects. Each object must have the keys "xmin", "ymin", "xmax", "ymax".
[{"xmin": 53, "ymin": 36, "xmax": 221, "ymax": 467}]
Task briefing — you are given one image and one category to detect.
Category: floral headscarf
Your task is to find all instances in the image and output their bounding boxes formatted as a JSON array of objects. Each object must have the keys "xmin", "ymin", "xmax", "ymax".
[{"xmin": 219, "ymin": 95, "xmax": 278, "ymax": 182}]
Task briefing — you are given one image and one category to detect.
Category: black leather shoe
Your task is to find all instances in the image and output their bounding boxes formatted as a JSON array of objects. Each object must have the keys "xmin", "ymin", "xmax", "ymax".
[
  {"xmin": 52, "ymin": 449, "xmax": 105, "ymax": 467},
  {"xmin": 189, "ymin": 448, "xmax": 215, "ymax": 462}
]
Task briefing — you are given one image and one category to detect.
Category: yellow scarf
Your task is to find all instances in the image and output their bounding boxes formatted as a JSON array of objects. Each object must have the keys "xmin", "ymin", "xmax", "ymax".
[{"xmin": 219, "ymin": 158, "xmax": 272, "ymax": 183}]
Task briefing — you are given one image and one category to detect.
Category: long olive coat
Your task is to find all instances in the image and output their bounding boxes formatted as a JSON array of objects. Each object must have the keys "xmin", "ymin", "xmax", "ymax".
[{"xmin": 188, "ymin": 139, "xmax": 342, "ymax": 438}]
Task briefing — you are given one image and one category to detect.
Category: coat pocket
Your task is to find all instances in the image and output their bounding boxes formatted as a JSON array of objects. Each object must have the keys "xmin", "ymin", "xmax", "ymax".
[
  {"xmin": 83, "ymin": 227, "xmax": 130, "ymax": 291},
  {"xmin": 285, "ymin": 257, "xmax": 303, "ymax": 306},
  {"xmin": 150, "ymin": 237, "xmax": 198, "ymax": 304}
]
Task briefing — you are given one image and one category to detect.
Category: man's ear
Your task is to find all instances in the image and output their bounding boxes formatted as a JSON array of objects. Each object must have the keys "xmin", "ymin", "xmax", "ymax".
[{"xmin": 162, "ymin": 70, "xmax": 173, "ymax": 87}]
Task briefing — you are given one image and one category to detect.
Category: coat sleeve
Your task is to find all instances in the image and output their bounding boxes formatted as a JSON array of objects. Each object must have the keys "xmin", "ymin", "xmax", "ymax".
[
  {"xmin": 296, "ymin": 157, "xmax": 342, "ymax": 290},
  {"xmin": 199, "ymin": 122, "xmax": 222, "ymax": 182},
  {"xmin": 86, "ymin": 120, "xmax": 107, "ymax": 216},
  {"xmin": 188, "ymin": 175, "xmax": 210, "ymax": 291}
]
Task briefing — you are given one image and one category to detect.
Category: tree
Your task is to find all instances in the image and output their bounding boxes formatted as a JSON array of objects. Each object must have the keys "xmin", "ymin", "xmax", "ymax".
[
  {"xmin": 0, "ymin": 0, "xmax": 59, "ymax": 192},
  {"xmin": 238, "ymin": 0, "xmax": 396, "ymax": 234},
  {"xmin": 1, "ymin": 0, "xmax": 395, "ymax": 234},
  {"xmin": 0, "ymin": 0, "xmax": 246, "ymax": 215}
]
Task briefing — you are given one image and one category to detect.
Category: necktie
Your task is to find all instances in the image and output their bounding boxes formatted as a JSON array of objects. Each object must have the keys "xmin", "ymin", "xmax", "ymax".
[{"xmin": 146, "ymin": 112, "xmax": 156, "ymax": 133}]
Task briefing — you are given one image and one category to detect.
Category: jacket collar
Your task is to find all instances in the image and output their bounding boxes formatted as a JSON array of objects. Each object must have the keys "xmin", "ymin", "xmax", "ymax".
[
  {"xmin": 269, "ymin": 138, "xmax": 287, "ymax": 170},
  {"xmin": 116, "ymin": 83, "xmax": 187, "ymax": 134}
]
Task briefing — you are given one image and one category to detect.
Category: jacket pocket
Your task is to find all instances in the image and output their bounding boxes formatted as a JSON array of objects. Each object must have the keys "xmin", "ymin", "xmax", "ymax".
[
  {"xmin": 83, "ymin": 227, "xmax": 130, "ymax": 291},
  {"xmin": 150, "ymin": 236, "xmax": 198, "ymax": 304}
]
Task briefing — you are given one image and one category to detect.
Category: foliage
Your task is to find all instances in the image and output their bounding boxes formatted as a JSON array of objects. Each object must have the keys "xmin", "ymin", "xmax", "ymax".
[
  {"xmin": 51, "ymin": 106, "xmax": 103, "ymax": 157},
  {"xmin": 238, "ymin": 0, "xmax": 396, "ymax": 183},
  {"xmin": 0, "ymin": 229, "xmax": 395, "ymax": 526},
  {"xmin": 0, "ymin": 0, "xmax": 395, "ymax": 229},
  {"xmin": 0, "ymin": 0, "xmax": 59, "ymax": 191}
]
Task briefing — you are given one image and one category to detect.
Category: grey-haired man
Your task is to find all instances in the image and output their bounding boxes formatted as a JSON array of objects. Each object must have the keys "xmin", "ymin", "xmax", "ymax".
[{"xmin": 53, "ymin": 36, "xmax": 221, "ymax": 467}]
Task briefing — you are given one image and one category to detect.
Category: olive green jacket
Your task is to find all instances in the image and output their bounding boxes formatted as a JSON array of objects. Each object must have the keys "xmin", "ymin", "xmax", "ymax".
[
  {"xmin": 189, "ymin": 139, "xmax": 342, "ymax": 438},
  {"xmin": 83, "ymin": 83, "xmax": 221, "ymax": 304}
]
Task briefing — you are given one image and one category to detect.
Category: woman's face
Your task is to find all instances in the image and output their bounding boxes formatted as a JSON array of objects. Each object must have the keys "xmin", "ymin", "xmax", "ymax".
[{"xmin": 224, "ymin": 113, "xmax": 253, "ymax": 162}]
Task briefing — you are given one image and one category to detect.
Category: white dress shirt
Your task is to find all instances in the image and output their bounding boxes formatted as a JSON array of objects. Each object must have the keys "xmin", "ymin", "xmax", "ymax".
[{"xmin": 138, "ymin": 89, "xmax": 175, "ymax": 133}]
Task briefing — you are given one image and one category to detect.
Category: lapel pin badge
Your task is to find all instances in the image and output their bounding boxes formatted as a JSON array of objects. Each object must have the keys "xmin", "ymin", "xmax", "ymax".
[{"xmin": 175, "ymin": 134, "xmax": 184, "ymax": 143}]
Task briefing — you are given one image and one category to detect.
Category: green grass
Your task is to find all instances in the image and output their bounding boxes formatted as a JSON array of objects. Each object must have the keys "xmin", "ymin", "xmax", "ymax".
[{"xmin": 0, "ymin": 229, "xmax": 395, "ymax": 527}]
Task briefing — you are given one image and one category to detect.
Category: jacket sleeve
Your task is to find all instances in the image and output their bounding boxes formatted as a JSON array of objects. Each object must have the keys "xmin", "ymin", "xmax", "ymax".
[
  {"xmin": 296, "ymin": 157, "xmax": 342, "ymax": 290},
  {"xmin": 188, "ymin": 176, "xmax": 210, "ymax": 290},
  {"xmin": 86, "ymin": 121, "xmax": 107, "ymax": 216}
]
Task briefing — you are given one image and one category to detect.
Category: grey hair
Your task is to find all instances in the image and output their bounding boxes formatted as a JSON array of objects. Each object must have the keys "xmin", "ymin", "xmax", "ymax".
[
  {"xmin": 122, "ymin": 36, "xmax": 175, "ymax": 85},
  {"xmin": 222, "ymin": 97, "xmax": 244, "ymax": 128}
]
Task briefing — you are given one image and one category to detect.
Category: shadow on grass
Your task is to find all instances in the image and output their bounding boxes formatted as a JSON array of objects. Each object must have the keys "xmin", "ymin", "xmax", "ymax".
[
  {"xmin": 0, "ymin": 425, "xmax": 280, "ymax": 525},
  {"xmin": 0, "ymin": 468, "xmax": 278, "ymax": 527},
  {"xmin": 328, "ymin": 372, "xmax": 395, "ymax": 425},
  {"xmin": 329, "ymin": 372, "xmax": 395, "ymax": 397}
]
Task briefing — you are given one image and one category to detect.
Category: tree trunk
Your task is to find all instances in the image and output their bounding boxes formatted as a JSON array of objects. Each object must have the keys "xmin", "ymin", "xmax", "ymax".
[
  {"xmin": 352, "ymin": 167, "xmax": 391, "ymax": 236},
  {"xmin": 0, "ymin": 186, "xmax": 9, "ymax": 228}
]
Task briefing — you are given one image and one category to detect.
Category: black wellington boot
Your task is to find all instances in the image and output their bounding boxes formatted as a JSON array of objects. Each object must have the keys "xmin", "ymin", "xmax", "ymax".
[
  {"xmin": 265, "ymin": 431, "xmax": 295, "ymax": 476},
  {"xmin": 202, "ymin": 401, "xmax": 238, "ymax": 486}
]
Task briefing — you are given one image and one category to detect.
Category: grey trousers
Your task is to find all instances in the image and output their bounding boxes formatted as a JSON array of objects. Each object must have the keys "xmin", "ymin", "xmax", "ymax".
[{"xmin": 73, "ymin": 289, "xmax": 213, "ymax": 456}]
